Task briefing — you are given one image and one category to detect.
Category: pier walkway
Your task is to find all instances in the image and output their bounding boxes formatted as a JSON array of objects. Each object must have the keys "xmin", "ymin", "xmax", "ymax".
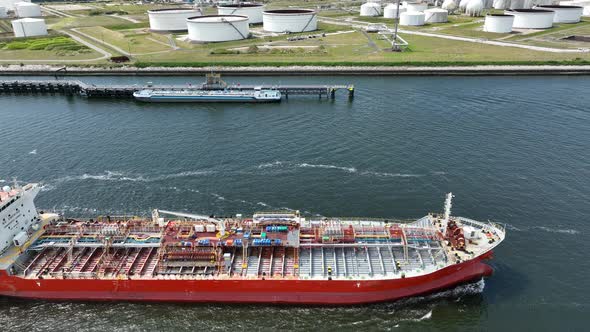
[{"xmin": 0, "ymin": 80, "xmax": 355, "ymax": 99}]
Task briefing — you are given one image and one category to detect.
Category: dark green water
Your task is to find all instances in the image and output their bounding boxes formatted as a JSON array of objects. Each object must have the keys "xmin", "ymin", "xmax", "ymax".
[{"xmin": 0, "ymin": 75, "xmax": 588, "ymax": 331}]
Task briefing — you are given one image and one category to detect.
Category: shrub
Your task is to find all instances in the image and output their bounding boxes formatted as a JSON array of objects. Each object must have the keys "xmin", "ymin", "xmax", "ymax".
[{"xmin": 5, "ymin": 42, "xmax": 28, "ymax": 50}]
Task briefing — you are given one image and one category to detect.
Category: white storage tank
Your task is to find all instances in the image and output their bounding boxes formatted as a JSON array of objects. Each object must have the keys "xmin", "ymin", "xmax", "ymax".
[
  {"xmin": 506, "ymin": 8, "xmax": 555, "ymax": 28},
  {"xmin": 559, "ymin": 1, "xmax": 590, "ymax": 16},
  {"xmin": 148, "ymin": 8, "xmax": 203, "ymax": 32},
  {"xmin": 0, "ymin": 6, "xmax": 7, "ymax": 18},
  {"xmin": 510, "ymin": 0, "xmax": 529, "ymax": 9},
  {"xmin": 218, "ymin": 3, "xmax": 265, "ymax": 24},
  {"xmin": 360, "ymin": 2, "xmax": 383, "ymax": 16},
  {"xmin": 11, "ymin": 17, "xmax": 47, "ymax": 37},
  {"xmin": 400, "ymin": 11, "xmax": 426, "ymax": 25},
  {"xmin": 384, "ymin": 3, "xmax": 407, "ymax": 18},
  {"xmin": 466, "ymin": 0, "xmax": 485, "ymax": 16},
  {"xmin": 459, "ymin": 0, "xmax": 471, "ymax": 11},
  {"xmin": 493, "ymin": 0, "xmax": 511, "ymax": 9},
  {"xmin": 406, "ymin": 2, "xmax": 429, "ymax": 12},
  {"xmin": 0, "ymin": 0, "xmax": 29, "ymax": 10},
  {"xmin": 424, "ymin": 8, "xmax": 449, "ymax": 22},
  {"xmin": 14, "ymin": 2, "xmax": 41, "ymax": 17},
  {"xmin": 536, "ymin": 5, "xmax": 583, "ymax": 22},
  {"xmin": 484, "ymin": 13, "xmax": 514, "ymax": 32},
  {"xmin": 263, "ymin": 9, "xmax": 318, "ymax": 33},
  {"xmin": 442, "ymin": 0, "xmax": 459, "ymax": 13},
  {"xmin": 187, "ymin": 15, "xmax": 249, "ymax": 42}
]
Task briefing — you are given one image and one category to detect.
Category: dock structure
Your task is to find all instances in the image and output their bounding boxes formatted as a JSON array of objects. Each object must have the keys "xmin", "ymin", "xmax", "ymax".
[{"xmin": 0, "ymin": 80, "xmax": 355, "ymax": 100}]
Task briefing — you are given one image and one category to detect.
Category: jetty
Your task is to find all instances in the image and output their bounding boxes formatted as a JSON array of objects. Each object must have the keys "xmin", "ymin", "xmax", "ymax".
[{"xmin": 0, "ymin": 75, "xmax": 354, "ymax": 100}]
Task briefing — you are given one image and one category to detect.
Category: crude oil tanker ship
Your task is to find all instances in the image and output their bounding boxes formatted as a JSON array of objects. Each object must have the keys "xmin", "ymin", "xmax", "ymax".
[{"xmin": 0, "ymin": 183, "xmax": 505, "ymax": 304}]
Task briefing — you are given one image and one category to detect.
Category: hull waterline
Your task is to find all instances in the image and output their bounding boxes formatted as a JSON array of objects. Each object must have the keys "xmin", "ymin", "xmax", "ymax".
[{"xmin": 0, "ymin": 256, "xmax": 493, "ymax": 304}]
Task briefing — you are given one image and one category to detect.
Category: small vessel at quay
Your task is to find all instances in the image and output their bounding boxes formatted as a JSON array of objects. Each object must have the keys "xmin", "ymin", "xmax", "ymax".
[
  {"xmin": 0, "ymin": 183, "xmax": 505, "ymax": 304},
  {"xmin": 133, "ymin": 87, "xmax": 281, "ymax": 103}
]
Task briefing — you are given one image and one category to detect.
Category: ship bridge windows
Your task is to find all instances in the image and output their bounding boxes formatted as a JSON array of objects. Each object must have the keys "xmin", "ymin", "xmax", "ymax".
[{"xmin": 0, "ymin": 198, "xmax": 18, "ymax": 212}]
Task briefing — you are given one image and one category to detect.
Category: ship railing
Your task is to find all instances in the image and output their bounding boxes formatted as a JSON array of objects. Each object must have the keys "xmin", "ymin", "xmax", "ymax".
[
  {"xmin": 298, "ymin": 242, "xmax": 441, "ymax": 251},
  {"xmin": 308, "ymin": 217, "xmax": 418, "ymax": 225},
  {"xmin": 457, "ymin": 217, "xmax": 505, "ymax": 236}
]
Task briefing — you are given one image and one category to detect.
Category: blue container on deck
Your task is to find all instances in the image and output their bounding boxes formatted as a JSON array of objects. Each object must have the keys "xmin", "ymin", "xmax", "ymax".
[
  {"xmin": 274, "ymin": 239, "xmax": 281, "ymax": 245},
  {"xmin": 244, "ymin": 232, "xmax": 250, "ymax": 239}
]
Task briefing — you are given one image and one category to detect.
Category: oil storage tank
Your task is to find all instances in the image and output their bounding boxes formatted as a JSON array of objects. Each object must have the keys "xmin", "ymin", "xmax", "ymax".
[
  {"xmin": 148, "ymin": 8, "xmax": 202, "ymax": 32},
  {"xmin": 400, "ymin": 11, "xmax": 426, "ymax": 25},
  {"xmin": 483, "ymin": 13, "xmax": 514, "ymax": 32},
  {"xmin": 0, "ymin": 0, "xmax": 29, "ymax": 10},
  {"xmin": 424, "ymin": 8, "xmax": 449, "ymax": 22},
  {"xmin": 360, "ymin": 2, "xmax": 382, "ymax": 16},
  {"xmin": 505, "ymin": 9, "xmax": 555, "ymax": 28},
  {"xmin": 187, "ymin": 15, "xmax": 249, "ymax": 42},
  {"xmin": 14, "ymin": 2, "xmax": 41, "ymax": 17},
  {"xmin": 217, "ymin": 3, "xmax": 265, "ymax": 24},
  {"xmin": 406, "ymin": 2, "xmax": 428, "ymax": 12},
  {"xmin": 384, "ymin": 3, "xmax": 407, "ymax": 18},
  {"xmin": 536, "ymin": 5, "xmax": 583, "ymax": 22},
  {"xmin": 11, "ymin": 18, "xmax": 47, "ymax": 37},
  {"xmin": 263, "ymin": 9, "xmax": 317, "ymax": 33},
  {"xmin": 0, "ymin": 6, "xmax": 7, "ymax": 18}
]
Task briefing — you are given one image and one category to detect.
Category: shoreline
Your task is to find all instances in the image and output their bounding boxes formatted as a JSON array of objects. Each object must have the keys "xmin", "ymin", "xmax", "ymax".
[{"xmin": 1, "ymin": 65, "xmax": 590, "ymax": 76}]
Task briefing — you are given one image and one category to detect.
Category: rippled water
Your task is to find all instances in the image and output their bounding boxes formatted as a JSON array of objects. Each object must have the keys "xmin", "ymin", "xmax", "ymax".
[{"xmin": 0, "ymin": 75, "xmax": 589, "ymax": 331}]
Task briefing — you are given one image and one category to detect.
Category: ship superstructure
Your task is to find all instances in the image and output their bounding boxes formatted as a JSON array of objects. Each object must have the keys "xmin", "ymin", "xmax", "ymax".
[
  {"xmin": 0, "ymin": 182, "xmax": 41, "ymax": 255},
  {"xmin": 0, "ymin": 185, "xmax": 505, "ymax": 304}
]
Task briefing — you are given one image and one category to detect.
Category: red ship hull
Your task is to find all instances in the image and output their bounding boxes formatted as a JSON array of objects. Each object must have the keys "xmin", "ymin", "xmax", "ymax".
[{"xmin": 0, "ymin": 254, "xmax": 493, "ymax": 305}]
